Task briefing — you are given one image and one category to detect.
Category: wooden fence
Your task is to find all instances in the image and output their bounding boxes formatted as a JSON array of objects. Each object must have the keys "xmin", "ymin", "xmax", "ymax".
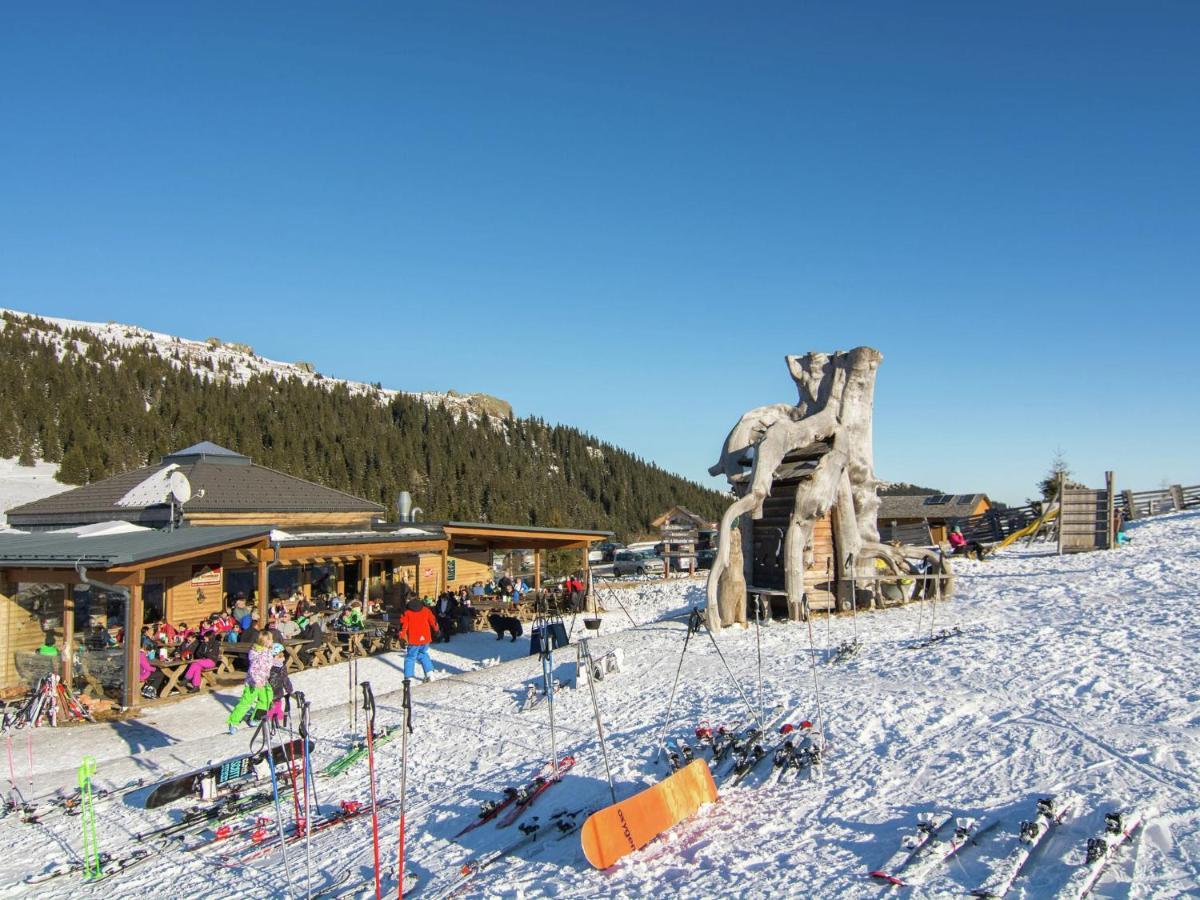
[{"xmin": 1121, "ymin": 484, "xmax": 1200, "ymax": 519}]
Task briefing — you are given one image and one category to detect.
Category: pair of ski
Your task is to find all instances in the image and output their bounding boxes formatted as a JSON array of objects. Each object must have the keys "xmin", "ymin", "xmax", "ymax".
[
  {"xmin": 136, "ymin": 788, "xmax": 275, "ymax": 841},
  {"xmin": 218, "ymin": 798, "xmax": 399, "ymax": 862},
  {"xmin": 1056, "ymin": 807, "xmax": 1148, "ymax": 900},
  {"xmin": 869, "ymin": 809, "xmax": 985, "ymax": 888},
  {"xmin": 726, "ymin": 720, "xmax": 816, "ymax": 787},
  {"xmin": 25, "ymin": 845, "xmax": 158, "ymax": 885},
  {"xmin": 453, "ymin": 755, "xmax": 576, "ymax": 838},
  {"xmin": 519, "ymin": 677, "xmax": 564, "ymax": 712},
  {"xmin": 320, "ymin": 725, "xmax": 398, "ymax": 778},
  {"xmin": 10, "ymin": 774, "xmax": 160, "ymax": 826},
  {"xmin": 870, "ymin": 794, "xmax": 1071, "ymax": 891}
]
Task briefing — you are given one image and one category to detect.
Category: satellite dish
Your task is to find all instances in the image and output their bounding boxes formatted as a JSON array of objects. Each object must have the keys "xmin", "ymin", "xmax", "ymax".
[{"xmin": 168, "ymin": 470, "xmax": 193, "ymax": 505}]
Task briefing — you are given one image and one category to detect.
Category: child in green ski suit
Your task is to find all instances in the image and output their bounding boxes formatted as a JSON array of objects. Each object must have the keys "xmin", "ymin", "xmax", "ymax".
[{"xmin": 226, "ymin": 635, "xmax": 274, "ymax": 734}]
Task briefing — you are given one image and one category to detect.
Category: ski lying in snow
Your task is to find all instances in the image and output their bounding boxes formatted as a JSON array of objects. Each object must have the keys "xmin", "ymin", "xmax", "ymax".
[
  {"xmin": 892, "ymin": 816, "xmax": 991, "ymax": 886},
  {"xmin": 581, "ymin": 759, "xmax": 718, "ymax": 869},
  {"xmin": 906, "ymin": 627, "xmax": 964, "ymax": 650},
  {"xmin": 1055, "ymin": 807, "xmax": 1148, "ymax": 900},
  {"xmin": 769, "ymin": 731, "xmax": 820, "ymax": 785},
  {"xmin": 496, "ymin": 755, "xmax": 576, "ymax": 827},
  {"xmin": 145, "ymin": 738, "xmax": 313, "ymax": 808},
  {"xmin": 238, "ymin": 798, "xmax": 398, "ymax": 861},
  {"xmin": 730, "ymin": 720, "xmax": 813, "ymax": 787},
  {"xmin": 13, "ymin": 774, "xmax": 163, "ymax": 825},
  {"xmin": 519, "ymin": 678, "xmax": 564, "ymax": 712},
  {"xmin": 138, "ymin": 789, "xmax": 275, "ymax": 841},
  {"xmin": 321, "ymin": 726, "xmax": 397, "ymax": 778},
  {"xmin": 453, "ymin": 756, "xmax": 574, "ymax": 838},
  {"xmin": 830, "ymin": 639, "xmax": 861, "ymax": 664},
  {"xmin": 25, "ymin": 847, "xmax": 156, "ymax": 884},
  {"xmin": 970, "ymin": 794, "xmax": 1077, "ymax": 898},
  {"xmin": 869, "ymin": 810, "xmax": 954, "ymax": 884},
  {"xmin": 430, "ymin": 808, "xmax": 588, "ymax": 900}
]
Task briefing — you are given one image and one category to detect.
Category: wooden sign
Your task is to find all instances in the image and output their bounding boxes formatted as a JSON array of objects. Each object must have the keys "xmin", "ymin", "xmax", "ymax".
[{"xmin": 191, "ymin": 564, "xmax": 222, "ymax": 589}]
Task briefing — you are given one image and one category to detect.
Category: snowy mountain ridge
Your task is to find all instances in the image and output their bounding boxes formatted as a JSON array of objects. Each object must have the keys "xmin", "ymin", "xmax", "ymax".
[{"xmin": 2, "ymin": 307, "xmax": 515, "ymax": 426}]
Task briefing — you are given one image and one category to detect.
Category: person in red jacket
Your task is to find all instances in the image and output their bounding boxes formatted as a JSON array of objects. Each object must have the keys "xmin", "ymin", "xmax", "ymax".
[{"xmin": 400, "ymin": 597, "xmax": 440, "ymax": 682}]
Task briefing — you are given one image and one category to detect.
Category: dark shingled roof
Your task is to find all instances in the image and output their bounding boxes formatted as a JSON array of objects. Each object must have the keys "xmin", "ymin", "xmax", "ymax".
[
  {"xmin": 877, "ymin": 493, "xmax": 989, "ymax": 521},
  {"xmin": 0, "ymin": 525, "xmax": 269, "ymax": 568},
  {"xmin": 6, "ymin": 443, "xmax": 383, "ymax": 528}
]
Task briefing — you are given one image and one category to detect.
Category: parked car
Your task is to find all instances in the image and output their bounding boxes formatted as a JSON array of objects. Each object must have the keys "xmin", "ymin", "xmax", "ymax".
[
  {"xmin": 588, "ymin": 541, "xmax": 625, "ymax": 564},
  {"xmin": 612, "ymin": 549, "xmax": 665, "ymax": 578}
]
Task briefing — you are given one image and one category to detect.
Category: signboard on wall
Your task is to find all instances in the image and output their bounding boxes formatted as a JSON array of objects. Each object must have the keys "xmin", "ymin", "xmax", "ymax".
[
  {"xmin": 191, "ymin": 564, "xmax": 223, "ymax": 589},
  {"xmin": 447, "ymin": 559, "xmax": 457, "ymax": 581},
  {"xmin": 421, "ymin": 566, "xmax": 435, "ymax": 580}
]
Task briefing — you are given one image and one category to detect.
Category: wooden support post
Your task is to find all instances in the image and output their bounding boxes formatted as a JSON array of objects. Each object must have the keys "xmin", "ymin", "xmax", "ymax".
[
  {"xmin": 257, "ymin": 554, "xmax": 269, "ymax": 623},
  {"xmin": 1106, "ymin": 471, "xmax": 1116, "ymax": 549},
  {"xmin": 533, "ymin": 549, "xmax": 542, "ymax": 590},
  {"xmin": 62, "ymin": 582, "xmax": 75, "ymax": 690},
  {"xmin": 1056, "ymin": 473, "xmax": 1066, "ymax": 556},
  {"xmin": 361, "ymin": 553, "xmax": 372, "ymax": 603},
  {"xmin": 123, "ymin": 584, "xmax": 143, "ymax": 709}
]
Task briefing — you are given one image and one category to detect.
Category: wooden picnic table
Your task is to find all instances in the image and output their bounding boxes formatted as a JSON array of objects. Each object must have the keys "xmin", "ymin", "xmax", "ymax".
[
  {"xmin": 147, "ymin": 658, "xmax": 213, "ymax": 699},
  {"xmin": 472, "ymin": 598, "xmax": 539, "ymax": 623}
]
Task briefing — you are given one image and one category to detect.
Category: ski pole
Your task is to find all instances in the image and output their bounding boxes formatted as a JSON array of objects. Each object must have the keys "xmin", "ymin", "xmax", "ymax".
[
  {"xmin": 653, "ymin": 609, "xmax": 698, "ymax": 757},
  {"xmin": 253, "ymin": 717, "xmax": 294, "ymax": 900},
  {"xmin": 295, "ymin": 692, "xmax": 313, "ymax": 899},
  {"xmin": 78, "ymin": 755, "xmax": 101, "ymax": 880},
  {"xmin": 361, "ymin": 682, "xmax": 382, "ymax": 900},
  {"xmin": 398, "ymin": 678, "xmax": 412, "ymax": 899}
]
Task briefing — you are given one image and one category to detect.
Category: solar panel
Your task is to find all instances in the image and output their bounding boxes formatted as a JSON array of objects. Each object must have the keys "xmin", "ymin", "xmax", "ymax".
[{"xmin": 924, "ymin": 495, "xmax": 952, "ymax": 505}]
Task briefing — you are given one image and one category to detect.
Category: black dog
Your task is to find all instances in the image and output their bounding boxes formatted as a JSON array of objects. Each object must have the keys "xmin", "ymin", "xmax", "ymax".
[{"xmin": 488, "ymin": 612, "xmax": 523, "ymax": 642}]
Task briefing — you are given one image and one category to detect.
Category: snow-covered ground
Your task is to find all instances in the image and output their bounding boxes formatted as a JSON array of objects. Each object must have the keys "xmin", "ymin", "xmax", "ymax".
[
  {"xmin": 3, "ymin": 512, "xmax": 1198, "ymax": 898},
  {"xmin": 0, "ymin": 457, "xmax": 70, "ymax": 527}
]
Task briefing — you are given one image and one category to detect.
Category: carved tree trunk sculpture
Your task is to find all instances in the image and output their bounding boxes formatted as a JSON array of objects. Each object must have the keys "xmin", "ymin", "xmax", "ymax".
[
  {"xmin": 711, "ymin": 524, "xmax": 748, "ymax": 630},
  {"xmin": 706, "ymin": 347, "xmax": 938, "ymax": 624}
]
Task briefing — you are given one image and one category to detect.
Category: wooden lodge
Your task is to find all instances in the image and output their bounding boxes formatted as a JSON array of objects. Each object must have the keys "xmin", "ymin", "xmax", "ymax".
[
  {"xmin": 876, "ymin": 493, "xmax": 992, "ymax": 545},
  {"xmin": 0, "ymin": 442, "xmax": 608, "ymax": 706}
]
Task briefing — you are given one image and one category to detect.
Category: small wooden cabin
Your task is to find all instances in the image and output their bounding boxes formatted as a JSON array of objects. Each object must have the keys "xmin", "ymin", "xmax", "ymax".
[{"xmin": 877, "ymin": 493, "xmax": 991, "ymax": 545}]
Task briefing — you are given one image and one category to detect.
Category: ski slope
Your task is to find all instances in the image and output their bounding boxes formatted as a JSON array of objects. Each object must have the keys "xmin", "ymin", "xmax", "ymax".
[{"xmin": 2, "ymin": 511, "xmax": 1198, "ymax": 898}]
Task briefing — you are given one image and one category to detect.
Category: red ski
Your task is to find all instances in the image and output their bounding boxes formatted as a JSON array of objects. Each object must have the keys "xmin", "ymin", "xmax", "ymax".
[
  {"xmin": 454, "ymin": 757, "xmax": 574, "ymax": 837},
  {"xmin": 496, "ymin": 756, "xmax": 575, "ymax": 828}
]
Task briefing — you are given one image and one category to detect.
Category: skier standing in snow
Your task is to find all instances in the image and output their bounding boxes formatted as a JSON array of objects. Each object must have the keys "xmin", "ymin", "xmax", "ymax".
[
  {"xmin": 400, "ymin": 597, "xmax": 440, "ymax": 682},
  {"xmin": 226, "ymin": 634, "xmax": 274, "ymax": 733},
  {"xmin": 265, "ymin": 643, "xmax": 293, "ymax": 724}
]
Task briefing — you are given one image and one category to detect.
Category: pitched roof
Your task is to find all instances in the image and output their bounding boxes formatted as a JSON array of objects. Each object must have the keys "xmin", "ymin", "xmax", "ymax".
[
  {"xmin": 0, "ymin": 525, "xmax": 269, "ymax": 569},
  {"xmin": 877, "ymin": 493, "xmax": 990, "ymax": 521},
  {"xmin": 6, "ymin": 443, "xmax": 383, "ymax": 527},
  {"xmin": 650, "ymin": 506, "xmax": 712, "ymax": 529}
]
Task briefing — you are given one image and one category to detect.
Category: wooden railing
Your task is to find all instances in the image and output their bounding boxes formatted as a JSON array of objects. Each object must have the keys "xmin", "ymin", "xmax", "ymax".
[{"xmin": 1121, "ymin": 484, "xmax": 1199, "ymax": 519}]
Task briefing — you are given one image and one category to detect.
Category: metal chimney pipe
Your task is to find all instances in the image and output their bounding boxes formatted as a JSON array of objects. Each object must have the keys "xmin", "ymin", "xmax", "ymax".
[{"xmin": 396, "ymin": 491, "xmax": 413, "ymax": 522}]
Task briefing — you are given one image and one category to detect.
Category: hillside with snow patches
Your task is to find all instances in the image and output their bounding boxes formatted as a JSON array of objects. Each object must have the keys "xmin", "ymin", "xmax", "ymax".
[
  {"xmin": 2, "ymin": 308, "xmax": 515, "ymax": 425},
  {"xmin": 2, "ymin": 511, "xmax": 1197, "ymax": 897}
]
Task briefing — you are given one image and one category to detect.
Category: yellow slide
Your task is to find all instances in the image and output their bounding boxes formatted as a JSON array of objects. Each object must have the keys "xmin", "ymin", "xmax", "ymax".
[{"xmin": 991, "ymin": 505, "xmax": 1059, "ymax": 553}]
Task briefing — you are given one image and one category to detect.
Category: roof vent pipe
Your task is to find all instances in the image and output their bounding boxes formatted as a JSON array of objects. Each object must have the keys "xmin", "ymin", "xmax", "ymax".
[{"xmin": 396, "ymin": 491, "xmax": 413, "ymax": 522}]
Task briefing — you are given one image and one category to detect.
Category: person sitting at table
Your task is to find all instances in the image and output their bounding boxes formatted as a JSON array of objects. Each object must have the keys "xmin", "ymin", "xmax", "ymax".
[
  {"xmin": 471, "ymin": 581, "xmax": 485, "ymax": 598},
  {"xmin": 140, "ymin": 648, "xmax": 164, "ymax": 699},
  {"xmin": 483, "ymin": 580, "xmax": 496, "ymax": 596},
  {"xmin": 497, "ymin": 574, "xmax": 514, "ymax": 597},
  {"xmin": 340, "ymin": 601, "xmax": 366, "ymax": 630},
  {"xmin": 239, "ymin": 611, "xmax": 264, "ymax": 646},
  {"xmin": 184, "ymin": 627, "xmax": 223, "ymax": 692},
  {"xmin": 231, "ymin": 594, "xmax": 252, "ymax": 628},
  {"xmin": 456, "ymin": 597, "xmax": 478, "ymax": 633},
  {"xmin": 276, "ymin": 611, "xmax": 300, "ymax": 640},
  {"xmin": 140, "ymin": 625, "xmax": 158, "ymax": 653},
  {"xmin": 84, "ymin": 621, "xmax": 116, "ymax": 650},
  {"xmin": 434, "ymin": 591, "xmax": 458, "ymax": 643},
  {"xmin": 512, "ymin": 577, "xmax": 527, "ymax": 601},
  {"xmin": 298, "ymin": 614, "xmax": 326, "ymax": 667}
]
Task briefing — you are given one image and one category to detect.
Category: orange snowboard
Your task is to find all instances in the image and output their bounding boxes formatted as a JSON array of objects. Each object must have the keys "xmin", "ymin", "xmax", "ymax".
[{"xmin": 580, "ymin": 758, "xmax": 719, "ymax": 869}]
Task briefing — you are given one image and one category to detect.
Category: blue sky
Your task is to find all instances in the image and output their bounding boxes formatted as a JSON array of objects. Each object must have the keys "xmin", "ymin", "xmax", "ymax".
[{"xmin": 2, "ymin": 3, "xmax": 1197, "ymax": 505}]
